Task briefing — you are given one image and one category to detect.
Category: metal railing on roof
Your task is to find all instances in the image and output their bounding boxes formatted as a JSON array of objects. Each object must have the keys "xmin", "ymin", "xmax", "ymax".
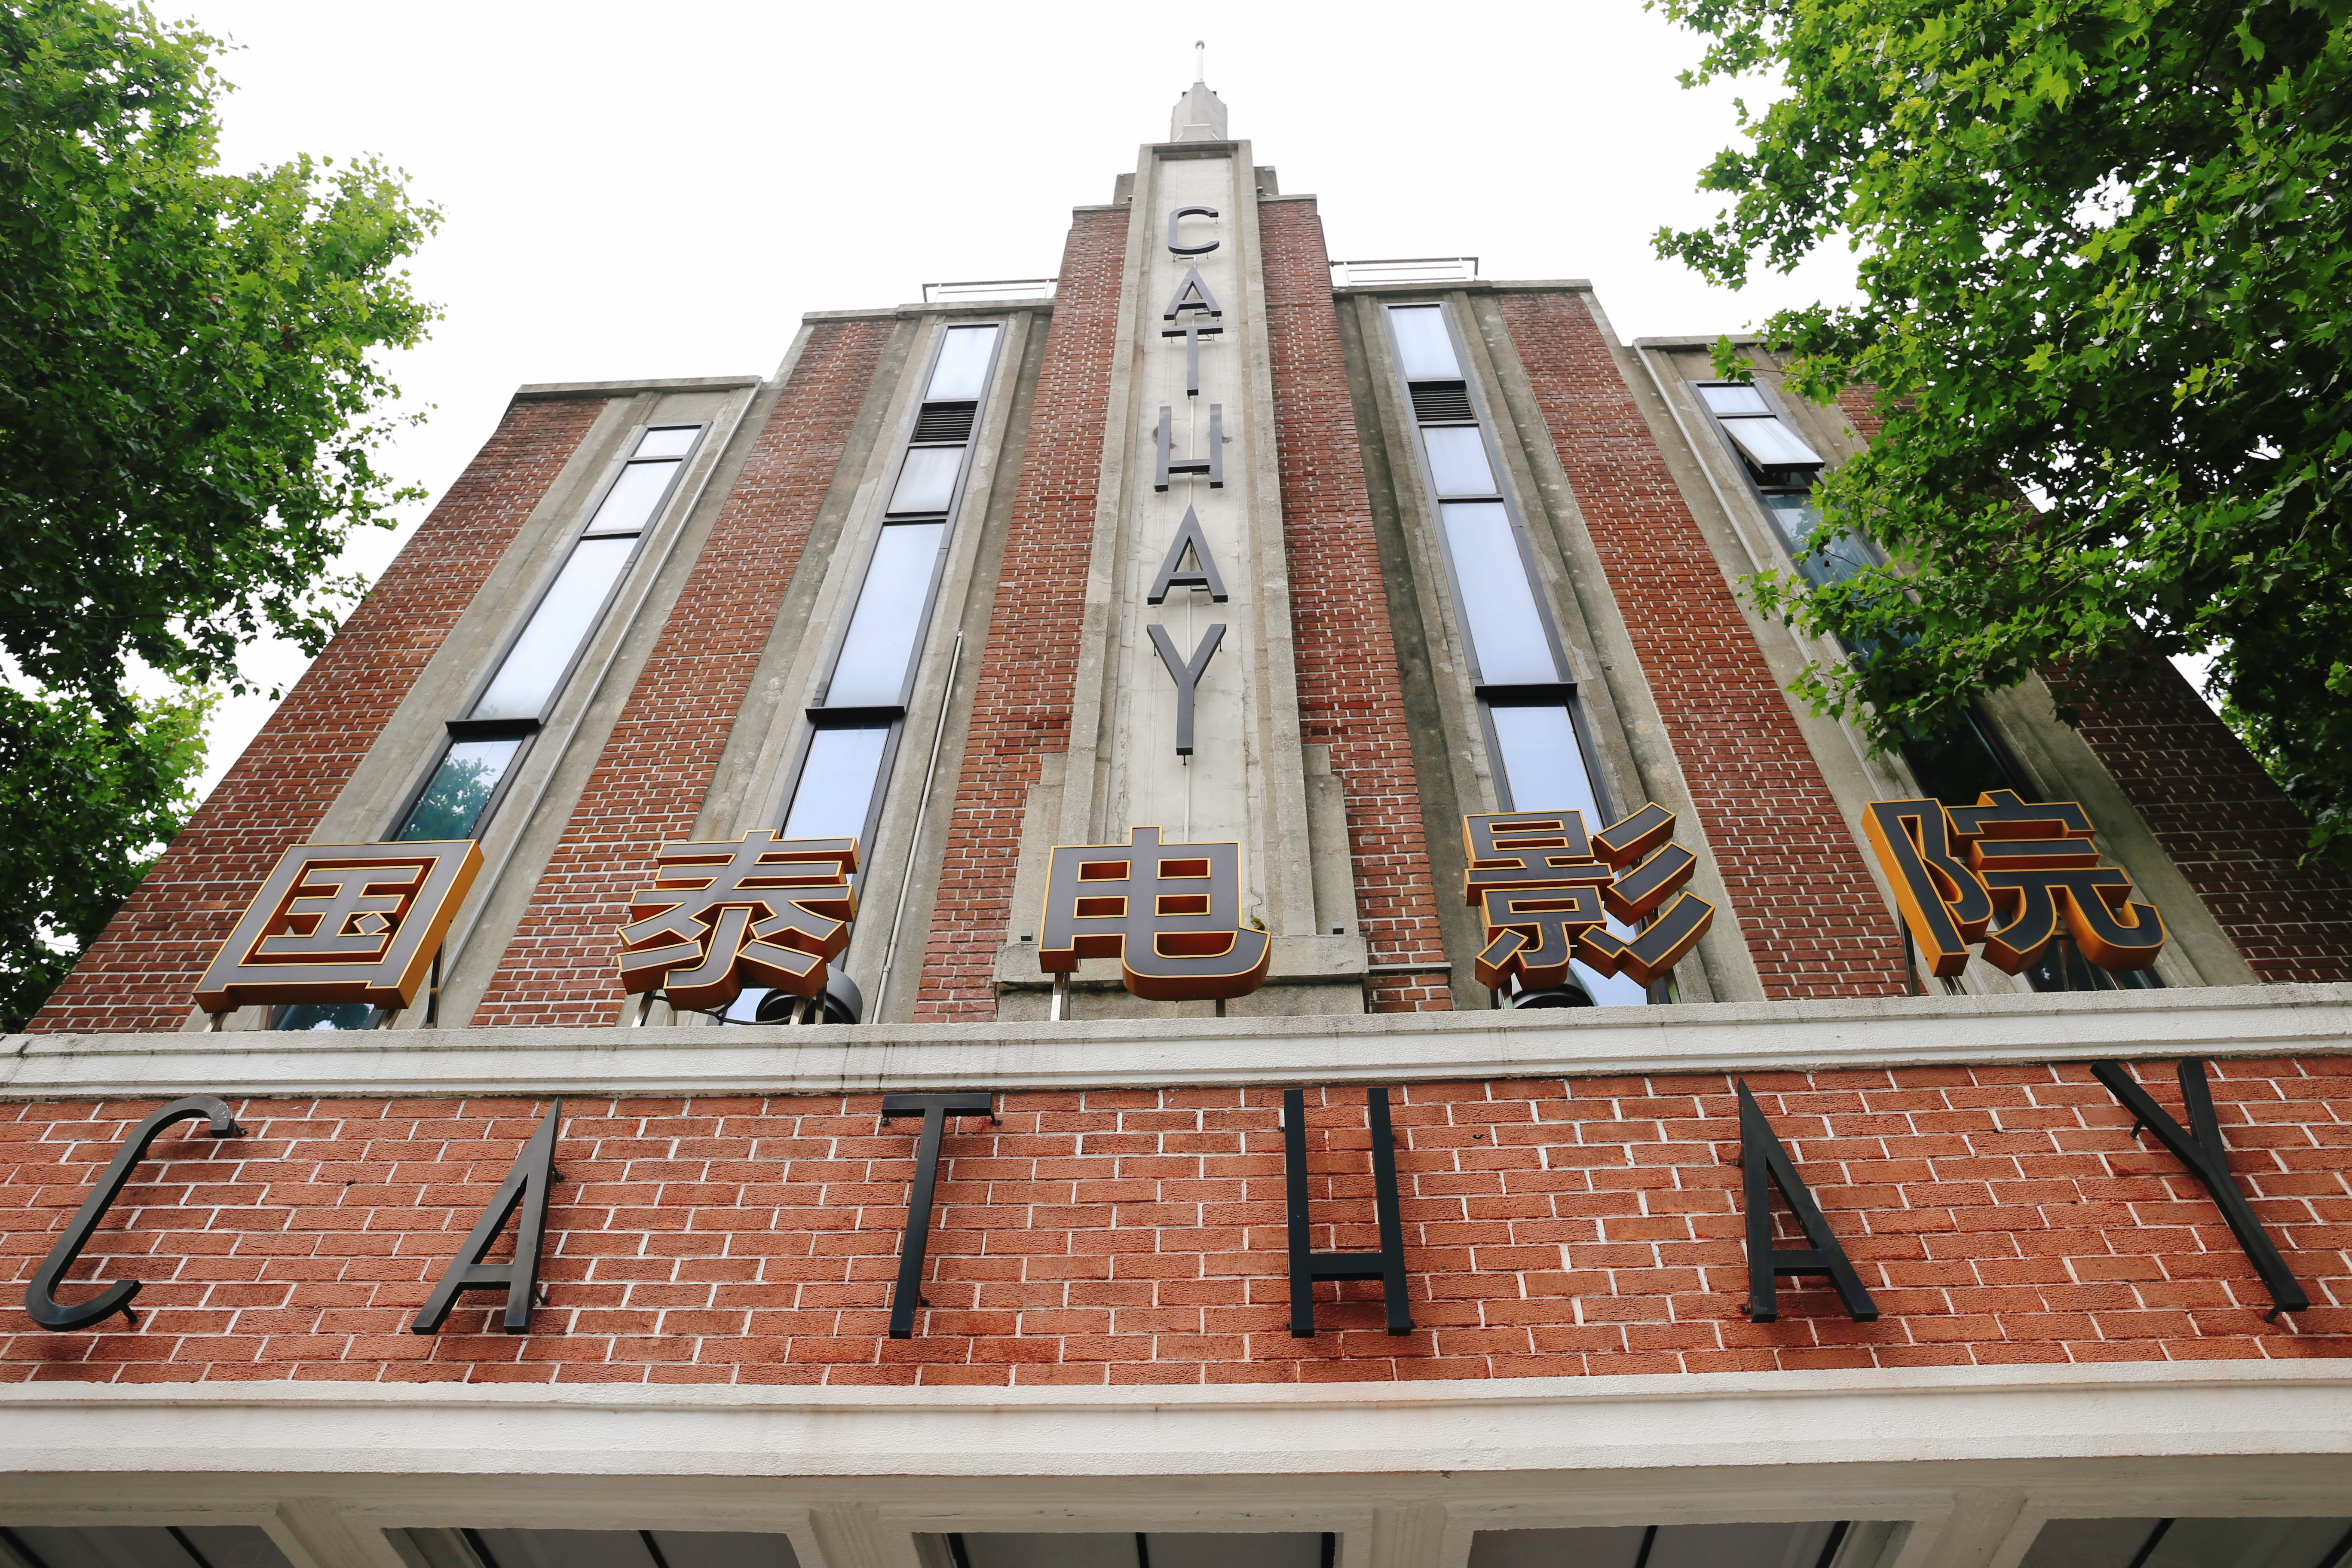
[
  {"xmin": 921, "ymin": 277, "xmax": 1058, "ymax": 304},
  {"xmin": 1329, "ymin": 256, "xmax": 1480, "ymax": 287}
]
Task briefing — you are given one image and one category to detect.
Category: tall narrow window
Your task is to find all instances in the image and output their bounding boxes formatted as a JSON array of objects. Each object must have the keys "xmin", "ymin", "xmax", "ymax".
[
  {"xmin": 1386, "ymin": 303, "xmax": 1650, "ymax": 1006},
  {"xmin": 761, "ymin": 322, "xmax": 1002, "ymax": 1010},
  {"xmin": 392, "ymin": 424, "xmax": 703, "ymax": 842}
]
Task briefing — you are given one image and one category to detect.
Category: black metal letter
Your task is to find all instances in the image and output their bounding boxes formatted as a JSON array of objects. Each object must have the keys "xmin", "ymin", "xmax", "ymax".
[
  {"xmin": 25, "ymin": 1096, "xmax": 242, "ymax": 1331},
  {"xmin": 1283, "ymin": 1087, "xmax": 1413, "ymax": 1338},
  {"xmin": 1147, "ymin": 622, "xmax": 1225, "ymax": 755},
  {"xmin": 1154, "ymin": 404, "xmax": 1225, "ymax": 491},
  {"xmin": 412, "ymin": 1101, "xmax": 562, "ymax": 1335},
  {"xmin": 881, "ymin": 1092, "xmax": 995, "ymax": 1338},
  {"xmin": 1163, "ymin": 265, "xmax": 1222, "ymax": 319},
  {"xmin": 1146, "ymin": 506, "xmax": 1229, "ymax": 604},
  {"xmin": 2092, "ymin": 1058, "xmax": 2309, "ymax": 1319},
  {"xmin": 1161, "ymin": 321, "xmax": 1224, "ymax": 397},
  {"xmin": 1736, "ymin": 1081, "xmax": 1878, "ymax": 1323},
  {"xmin": 1167, "ymin": 206, "xmax": 1218, "ymax": 257}
]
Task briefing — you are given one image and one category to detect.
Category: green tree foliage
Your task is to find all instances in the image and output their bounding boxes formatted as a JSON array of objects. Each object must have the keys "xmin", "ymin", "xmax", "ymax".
[
  {"xmin": 0, "ymin": 683, "xmax": 210, "ymax": 1029},
  {"xmin": 0, "ymin": 0, "xmax": 439, "ymax": 1021},
  {"xmin": 1653, "ymin": 0, "xmax": 2352, "ymax": 865}
]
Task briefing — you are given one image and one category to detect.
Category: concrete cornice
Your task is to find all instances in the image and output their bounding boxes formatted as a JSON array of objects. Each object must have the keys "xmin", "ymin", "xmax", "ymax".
[
  {"xmin": 6, "ymin": 983, "xmax": 2348, "ymax": 1099},
  {"xmin": 514, "ymin": 375, "xmax": 763, "ymax": 400},
  {"xmin": 1, "ymin": 1362, "xmax": 2345, "ymax": 1478}
]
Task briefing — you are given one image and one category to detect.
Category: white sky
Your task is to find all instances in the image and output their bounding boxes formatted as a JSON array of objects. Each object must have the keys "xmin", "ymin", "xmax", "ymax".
[{"xmin": 175, "ymin": 0, "xmax": 1866, "ymax": 795}]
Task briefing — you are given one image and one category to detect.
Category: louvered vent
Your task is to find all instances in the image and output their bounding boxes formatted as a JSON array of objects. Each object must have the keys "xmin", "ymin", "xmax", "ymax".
[
  {"xmin": 1410, "ymin": 381, "xmax": 1474, "ymax": 424},
  {"xmin": 912, "ymin": 401, "xmax": 977, "ymax": 444}
]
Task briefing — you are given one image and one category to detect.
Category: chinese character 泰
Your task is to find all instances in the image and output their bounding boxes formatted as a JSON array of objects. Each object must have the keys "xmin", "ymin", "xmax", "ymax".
[
  {"xmin": 1039, "ymin": 826, "xmax": 1270, "ymax": 1001},
  {"xmin": 1464, "ymin": 805, "xmax": 1715, "ymax": 991},
  {"xmin": 618, "ymin": 830, "xmax": 858, "ymax": 1011}
]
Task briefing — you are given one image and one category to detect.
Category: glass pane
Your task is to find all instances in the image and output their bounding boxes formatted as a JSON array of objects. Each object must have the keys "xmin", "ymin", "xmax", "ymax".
[
  {"xmin": 1648, "ymin": 1523, "xmax": 1842, "ymax": 1568},
  {"xmin": 1486, "ymin": 703, "xmax": 1646, "ymax": 1006},
  {"xmin": 1762, "ymin": 494, "xmax": 1873, "ymax": 589},
  {"xmin": 472, "ymin": 1529, "xmax": 661, "ymax": 1568},
  {"xmin": 1145, "ymin": 1537, "xmax": 1325, "ymax": 1568},
  {"xmin": 782, "ymin": 724, "xmax": 891, "ymax": 842},
  {"xmin": 1441, "ymin": 502, "xmax": 1557, "ymax": 683},
  {"xmin": 1470, "ymin": 1529, "xmax": 1649, "ymax": 1568},
  {"xmin": 1389, "ymin": 304, "xmax": 1462, "ymax": 379},
  {"xmin": 2018, "ymin": 1521, "xmax": 2169, "ymax": 1568},
  {"xmin": 582, "ymin": 459, "xmax": 681, "ymax": 536},
  {"xmin": 957, "ymin": 1538, "xmax": 1136, "ymax": 1568},
  {"xmin": 271, "ymin": 1001, "xmax": 377, "ymax": 1031},
  {"xmin": 825, "ymin": 521, "xmax": 945, "ymax": 706},
  {"xmin": 1699, "ymin": 383, "xmax": 1773, "ymax": 416},
  {"xmin": 397, "ymin": 735, "xmax": 523, "ymax": 840},
  {"xmin": 650, "ymin": 1532, "xmax": 802, "ymax": 1568},
  {"xmin": 888, "ymin": 446, "xmax": 965, "ymax": 514},
  {"xmin": 634, "ymin": 426, "xmax": 699, "ymax": 459},
  {"xmin": 470, "ymin": 536, "xmax": 637, "ymax": 720},
  {"xmin": 1727, "ymin": 416, "xmax": 1825, "ymax": 469},
  {"xmin": 1422, "ymin": 425, "xmax": 1497, "ymax": 497},
  {"xmin": 2148, "ymin": 1519, "xmax": 2352, "ymax": 1568},
  {"xmin": 927, "ymin": 323, "xmax": 1002, "ymax": 401}
]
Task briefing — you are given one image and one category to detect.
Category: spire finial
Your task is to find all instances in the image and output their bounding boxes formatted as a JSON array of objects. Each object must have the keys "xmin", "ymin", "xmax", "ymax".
[{"xmin": 1194, "ymin": 40, "xmax": 1205, "ymax": 84}]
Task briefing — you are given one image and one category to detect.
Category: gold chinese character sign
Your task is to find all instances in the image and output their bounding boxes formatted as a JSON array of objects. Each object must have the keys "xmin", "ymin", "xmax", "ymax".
[
  {"xmin": 1465, "ymin": 805, "xmax": 1715, "ymax": 991},
  {"xmin": 1863, "ymin": 790, "xmax": 2165, "ymax": 976},
  {"xmin": 619, "ymin": 831, "xmax": 858, "ymax": 1010},
  {"xmin": 193, "ymin": 840, "xmax": 484, "ymax": 1012},
  {"xmin": 1039, "ymin": 827, "xmax": 1271, "ymax": 1001}
]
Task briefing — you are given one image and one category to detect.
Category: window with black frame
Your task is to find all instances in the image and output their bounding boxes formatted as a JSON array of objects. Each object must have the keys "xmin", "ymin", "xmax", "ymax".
[
  {"xmin": 1690, "ymin": 380, "xmax": 2154, "ymax": 995},
  {"xmin": 719, "ymin": 322, "xmax": 1004, "ymax": 1023},
  {"xmin": 1385, "ymin": 302, "xmax": 1654, "ymax": 1007},
  {"xmin": 270, "ymin": 423, "xmax": 704, "ymax": 1032}
]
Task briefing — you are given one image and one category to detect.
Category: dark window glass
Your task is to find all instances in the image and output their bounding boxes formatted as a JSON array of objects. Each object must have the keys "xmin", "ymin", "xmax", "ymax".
[
  {"xmin": 469, "ymin": 535, "xmax": 637, "ymax": 720},
  {"xmin": 825, "ymin": 521, "xmax": 945, "ymax": 707},
  {"xmin": 396, "ymin": 735, "xmax": 523, "ymax": 841},
  {"xmin": 888, "ymin": 446, "xmax": 964, "ymax": 514},
  {"xmin": 1762, "ymin": 493, "xmax": 1874, "ymax": 591},
  {"xmin": 1442, "ymin": 502, "xmax": 1557, "ymax": 683},
  {"xmin": 926, "ymin": 323, "xmax": 1002, "ymax": 400},
  {"xmin": 1389, "ymin": 304, "xmax": 1462, "ymax": 379},
  {"xmin": 2020, "ymin": 1519, "xmax": 2352, "ymax": 1568},
  {"xmin": 783, "ymin": 724, "xmax": 891, "ymax": 841},
  {"xmin": 1422, "ymin": 425, "xmax": 1496, "ymax": 496},
  {"xmin": 8, "ymin": 1525, "xmax": 295, "ymax": 1568},
  {"xmin": 1471, "ymin": 1523, "xmax": 1849, "ymax": 1568}
]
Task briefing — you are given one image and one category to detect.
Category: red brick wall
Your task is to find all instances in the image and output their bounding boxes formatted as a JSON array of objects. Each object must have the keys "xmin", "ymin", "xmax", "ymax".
[
  {"xmin": 29, "ymin": 399, "xmax": 608, "ymax": 1035},
  {"xmin": 2073, "ymin": 662, "xmax": 2352, "ymax": 982},
  {"xmin": 472, "ymin": 321, "xmax": 894, "ymax": 1028},
  {"xmin": 1261, "ymin": 202, "xmax": 1451, "ymax": 1012},
  {"xmin": 912, "ymin": 210, "xmax": 1130, "ymax": 1021},
  {"xmin": 6, "ymin": 1060, "xmax": 2344, "ymax": 1384},
  {"xmin": 1501, "ymin": 294, "xmax": 1911, "ymax": 1000}
]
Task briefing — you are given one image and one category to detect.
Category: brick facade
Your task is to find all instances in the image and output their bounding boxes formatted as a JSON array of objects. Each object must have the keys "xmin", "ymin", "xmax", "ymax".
[
  {"xmin": 2073, "ymin": 662, "xmax": 2352, "ymax": 983},
  {"xmin": 28, "ymin": 398, "xmax": 606, "ymax": 1036},
  {"xmin": 1501, "ymin": 294, "xmax": 1912, "ymax": 1001},
  {"xmin": 912, "ymin": 210, "xmax": 1130, "ymax": 1021},
  {"xmin": 1260, "ymin": 201, "xmax": 1451, "ymax": 1012},
  {"xmin": 7, "ymin": 1060, "xmax": 2345, "ymax": 1385},
  {"xmin": 471, "ymin": 320, "xmax": 894, "ymax": 1028}
]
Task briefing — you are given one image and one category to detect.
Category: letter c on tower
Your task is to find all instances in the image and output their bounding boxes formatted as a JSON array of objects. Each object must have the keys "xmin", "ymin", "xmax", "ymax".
[{"xmin": 1169, "ymin": 205, "xmax": 1219, "ymax": 256}]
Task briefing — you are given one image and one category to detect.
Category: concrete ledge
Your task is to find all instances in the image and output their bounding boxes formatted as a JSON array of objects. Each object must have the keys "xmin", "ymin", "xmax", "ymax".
[
  {"xmin": 3, "ymin": 984, "xmax": 2347, "ymax": 1099},
  {"xmin": 0, "ymin": 1362, "xmax": 2344, "ymax": 1478},
  {"xmin": 514, "ymin": 375, "xmax": 763, "ymax": 399}
]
